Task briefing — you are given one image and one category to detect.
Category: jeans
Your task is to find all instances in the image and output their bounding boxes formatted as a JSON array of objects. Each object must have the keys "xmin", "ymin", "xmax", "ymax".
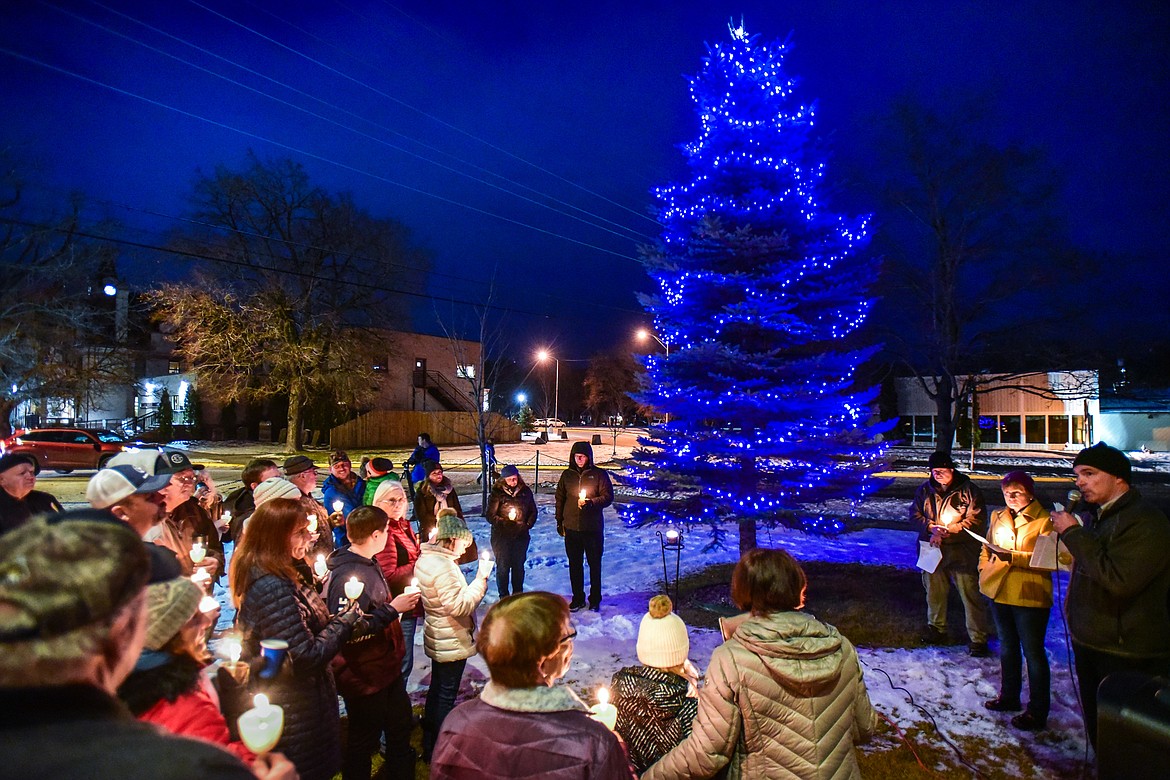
[
  {"xmin": 342, "ymin": 676, "xmax": 414, "ymax": 780},
  {"xmin": 565, "ymin": 528, "xmax": 604, "ymax": 607},
  {"xmin": 422, "ymin": 658, "xmax": 467, "ymax": 760},
  {"xmin": 922, "ymin": 567, "xmax": 994, "ymax": 643},
  {"xmin": 1072, "ymin": 642, "xmax": 1170, "ymax": 749},
  {"xmin": 992, "ymin": 601, "xmax": 1051, "ymax": 718},
  {"xmin": 491, "ymin": 531, "xmax": 530, "ymax": 597},
  {"xmin": 400, "ymin": 614, "xmax": 418, "ymax": 682}
]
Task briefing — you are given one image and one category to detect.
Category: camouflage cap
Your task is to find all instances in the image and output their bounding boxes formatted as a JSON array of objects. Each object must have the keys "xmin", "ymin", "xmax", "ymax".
[{"xmin": 0, "ymin": 513, "xmax": 149, "ymax": 643}]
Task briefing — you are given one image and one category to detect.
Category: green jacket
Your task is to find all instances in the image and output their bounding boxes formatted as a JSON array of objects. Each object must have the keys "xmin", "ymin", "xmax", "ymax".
[
  {"xmin": 363, "ymin": 473, "xmax": 400, "ymax": 505},
  {"xmin": 1060, "ymin": 489, "xmax": 1170, "ymax": 658}
]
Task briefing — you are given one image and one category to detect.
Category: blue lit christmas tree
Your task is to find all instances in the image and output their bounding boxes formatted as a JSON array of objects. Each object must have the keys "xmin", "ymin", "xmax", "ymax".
[{"xmin": 625, "ymin": 23, "xmax": 891, "ymax": 551}]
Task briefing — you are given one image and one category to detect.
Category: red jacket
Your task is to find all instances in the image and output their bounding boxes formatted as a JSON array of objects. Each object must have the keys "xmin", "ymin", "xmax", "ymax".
[
  {"xmin": 375, "ymin": 516, "xmax": 423, "ymax": 617},
  {"xmin": 139, "ymin": 675, "xmax": 255, "ymax": 764}
]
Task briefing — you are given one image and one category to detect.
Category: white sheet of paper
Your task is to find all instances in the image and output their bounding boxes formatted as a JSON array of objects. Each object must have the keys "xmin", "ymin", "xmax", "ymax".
[
  {"xmin": 916, "ymin": 540, "xmax": 942, "ymax": 573},
  {"xmin": 965, "ymin": 528, "xmax": 1015, "ymax": 555}
]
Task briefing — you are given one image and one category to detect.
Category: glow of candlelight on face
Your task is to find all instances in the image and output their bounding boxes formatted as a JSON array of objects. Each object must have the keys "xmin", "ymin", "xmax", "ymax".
[
  {"xmin": 313, "ymin": 553, "xmax": 327, "ymax": 578},
  {"xmin": 332, "ymin": 500, "xmax": 344, "ymax": 514},
  {"xmin": 238, "ymin": 693, "xmax": 284, "ymax": 754},
  {"xmin": 199, "ymin": 595, "xmax": 220, "ymax": 614},
  {"xmin": 344, "ymin": 576, "xmax": 364, "ymax": 601},
  {"xmin": 189, "ymin": 542, "xmax": 206, "ymax": 564}
]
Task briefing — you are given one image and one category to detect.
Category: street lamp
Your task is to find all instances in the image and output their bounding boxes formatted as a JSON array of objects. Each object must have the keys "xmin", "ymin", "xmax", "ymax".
[
  {"xmin": 536, "ymin": 350, "xmax": 559, "ymax": 426},
  {"xmin": 636, "ymin": 328, "xmax": 670, "ymax": 356},
  {"xmin": 515, "ymin": 392, "xmax": 527, "ymax": 405}
]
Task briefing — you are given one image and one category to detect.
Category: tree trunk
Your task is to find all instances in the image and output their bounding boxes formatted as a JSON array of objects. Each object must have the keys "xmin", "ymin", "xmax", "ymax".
[
  {"xmin": 738, "ymin": 516, "xmax": 758, "ymax": 555},
  {"xmin": 285, "ymin": 383, "xmax": 304, "ymax": 453},
  {"xmin": 0, "ymin": 400, "xmax": 16, "ymax": 438},
  {"xmin": 934, "ymin": 375, "xmax": 956, "ymax": 453}
]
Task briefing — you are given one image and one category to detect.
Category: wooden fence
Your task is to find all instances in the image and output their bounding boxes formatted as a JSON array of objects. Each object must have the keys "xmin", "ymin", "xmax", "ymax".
[{"xmin": 329, "ymin": 410, "xmax": 521, "ymax": 449}]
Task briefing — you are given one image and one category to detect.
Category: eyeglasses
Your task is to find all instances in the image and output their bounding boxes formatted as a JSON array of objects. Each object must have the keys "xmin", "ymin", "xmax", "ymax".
[
  {"xmin": 559, "ymin": 629, "xmax": 578, "ymax": 645},
  {"xmin": 172, "ymin": 474, "xmax": 197, "ymax": 485}
]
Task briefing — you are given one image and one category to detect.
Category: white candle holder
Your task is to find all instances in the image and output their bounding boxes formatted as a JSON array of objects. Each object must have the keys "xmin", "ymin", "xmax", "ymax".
[
  {"xmin": 588, "ymin": 687, "xmax": 618, "ymax": 731},
  {"xmin": 313, "ymin": 553, "xmax": 327, "ymax": 578},
  {"xmin": 238, "ymin": 694, "xmax": 284, "ymax": 754},
  {"xmin": 344, "ymin": 576, "xmax": 364, "ymax": 601}
]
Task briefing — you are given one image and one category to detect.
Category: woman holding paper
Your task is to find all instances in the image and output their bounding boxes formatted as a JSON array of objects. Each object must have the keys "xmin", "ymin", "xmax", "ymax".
[{"xmin": 978, "ymin": 471, "xmax": 1054, "ymax": 731}]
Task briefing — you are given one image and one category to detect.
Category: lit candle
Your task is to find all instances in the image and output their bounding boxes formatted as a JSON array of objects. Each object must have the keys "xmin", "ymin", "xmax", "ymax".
[
  {"xmin": 481, "ymin": 550, "xmax": 492, "ymax": 562},
  {"xmin": 332, "ymin": 500, "xmax": 344, "ymax": 514},
  {"xmin": 995, "ymin": 526, "xmax": 1015, "ymax": 550},
  {"xmin": 508, "ymin": 507, "xmax": 517, "ymax": 521},
  {"xmin": 237, "ymin": 693, "xmax": 284, "ymax": 755},
  {"xmin": 666, "ymin": 529, "xmax": 680, "ymax": 542},
  {"xmin": 313, "ymin": 553, "xmax": 327, "ymax": 578},
  {"xmin": 344, "ymin": 576, "xmax": 364, "ymax": 601},
  {"xmin": 222, "ymin": 637, "xmax": 242, "ymax": 663},
  {"xmin": 403, "ymin": 577, "xmax": 420, "ymax": 595},
  {"xmin": 199, "ymin": 595, "xmax": 220, "ymax": 614},
  {"xmin": 189, "ymin": 541, "xmax": 206, "ymax": 564},
  {"xmin": 306, "ymin": 513, "xmax": 318, "ymax": 534},
  {"xmin": 579, "ymin": 489, "xmax": 587, "ymax": 502},
  {"xmin": 588, "ymin": 687, "xmax": 618, "ymax": 731},
  {"xmin": 191, "ymin": 568, "xmax": 211, "ymax": 585},
  {"xmin": 428, "ymin": 527, "xmax": 437, "ymax": 542},
  {"xmin": 222, "ymin": 510, "xmax": 232, "ymax": 522},
  {"xmin": 219, "ymin": 636, "xmax": 247, "ymax": 683}
]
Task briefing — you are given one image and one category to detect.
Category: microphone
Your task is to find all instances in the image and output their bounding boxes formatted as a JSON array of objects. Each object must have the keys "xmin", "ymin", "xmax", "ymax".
[{"xmin": 1065, "ymin": 489, "xmax": 1082, "ymax": 514}]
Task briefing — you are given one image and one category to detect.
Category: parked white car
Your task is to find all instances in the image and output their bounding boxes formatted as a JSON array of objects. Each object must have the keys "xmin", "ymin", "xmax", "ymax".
[{"xmin": 535, "ymin": 418, "xmax": 567, "ymax": 428}]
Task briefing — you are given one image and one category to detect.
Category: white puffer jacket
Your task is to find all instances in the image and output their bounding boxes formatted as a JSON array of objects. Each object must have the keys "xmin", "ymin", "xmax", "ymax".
[
  {"xmin": 644, "ymin": 611, "xmax": 877, "ymax": 780},
  {"xmin": 414, "ymin": 543, "xmax": 488, "ymax": 663}
]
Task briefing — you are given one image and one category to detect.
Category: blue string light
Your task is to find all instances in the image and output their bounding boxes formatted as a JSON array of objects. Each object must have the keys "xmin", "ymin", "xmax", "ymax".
[{"xmin": 623, "ymin": 23, "xmax": 893, "ymax": 542}]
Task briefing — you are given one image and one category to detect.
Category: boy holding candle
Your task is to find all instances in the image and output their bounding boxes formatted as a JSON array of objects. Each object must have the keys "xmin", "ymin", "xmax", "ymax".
[
  {"xmin": 555, "ymin": 441, "xmax": 614, "ymax": 612},
  {"xmin": 323, "ymin": 506, "xmax": 422, "ymax": 780}
]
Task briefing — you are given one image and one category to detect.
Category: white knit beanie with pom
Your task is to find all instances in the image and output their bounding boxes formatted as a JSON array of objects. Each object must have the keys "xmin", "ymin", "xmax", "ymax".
[{"xmin": 636, "ymin": 595, "xmax": 689, "ymax": 669}]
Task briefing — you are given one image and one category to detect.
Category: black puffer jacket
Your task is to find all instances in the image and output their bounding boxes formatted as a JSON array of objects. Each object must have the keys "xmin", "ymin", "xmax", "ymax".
[
  {"xmin": 909, "ymin": 471, "xmax": 986, "ymax": 572},
  {"xmin": 486, "ymin": 477, "xmax": 538, "ymax": 537},
  {"xmin": 235, "ymin": 565, "xmax": 359, "ymax": 780},
  {"xmin": 555, "ymin": 441, "xmax": 614, "ymax": 534},
  {"xmin": 612, "ymin": 666, "xmax": 698, "ymax": 773}
]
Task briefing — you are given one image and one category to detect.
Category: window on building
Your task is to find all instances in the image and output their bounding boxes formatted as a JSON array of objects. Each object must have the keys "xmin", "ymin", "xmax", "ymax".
[
  {"xmin": 1048, "ymin": 415, "xmax": 1070, "ymax": 445},
  {"xmin": 979, "ymin": 416, "xmax": 998, "ymax": 444},
  {"xmin": 898, "ymin": 417, "xmax": 914, "ymax": 441},
  {"xmin": 913, "ymin": 415, "xmax": 935, "ymax": 444},
  {"xmin": 1071, "ymin": 415, "xmax": 1086, "ymax": 444},
  {"xmin": 1000, "ymin": 415, "xmax": 1021, "ymax": 444},
  {"xmin": 168, "ymin": 360, "xmax": 181, "ymax": 375},
  {"xmin": 1025, "ymin": 415, "xmax": 1046, "ymax": 444},
  {"xmin": 456, "ymin": 364, "xmax": 475, "ymax": 380}
]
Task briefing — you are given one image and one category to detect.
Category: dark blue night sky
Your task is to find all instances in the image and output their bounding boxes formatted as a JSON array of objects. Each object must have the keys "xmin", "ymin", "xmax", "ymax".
[{"xmin": 2, "ymin": 1, "xmax": 1167, "ymax": 359}]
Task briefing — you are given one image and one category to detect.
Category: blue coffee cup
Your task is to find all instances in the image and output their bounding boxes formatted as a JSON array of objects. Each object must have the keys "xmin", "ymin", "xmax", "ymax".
[{"xmin": 258, "ymin": 638, "xmax": 289, "ymax": 679}]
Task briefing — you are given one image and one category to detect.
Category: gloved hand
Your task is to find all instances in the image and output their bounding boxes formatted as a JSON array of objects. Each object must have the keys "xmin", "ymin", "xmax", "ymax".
[{"xmin": 477, "ymin": 555, "xmax": 495, "ymax": 580}]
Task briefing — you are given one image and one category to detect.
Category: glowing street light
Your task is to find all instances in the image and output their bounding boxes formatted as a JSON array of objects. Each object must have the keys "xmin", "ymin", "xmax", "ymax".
[
  {"xmin": 536, "ymin": 350, "xmax": 559, "ymax": 426},
  {"xmin": 515, "ymin": 392, "xmax": 527, "ymax": 405},
  {"xmin": 636, "ymin": 328, "xmax": 670, "ymax": 356}
]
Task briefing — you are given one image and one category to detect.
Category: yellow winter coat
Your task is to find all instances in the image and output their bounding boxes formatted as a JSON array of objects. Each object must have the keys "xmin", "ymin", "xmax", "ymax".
[{"xmin": 978, "ymin": 501, "xmax": 1054, "ymax": 608}]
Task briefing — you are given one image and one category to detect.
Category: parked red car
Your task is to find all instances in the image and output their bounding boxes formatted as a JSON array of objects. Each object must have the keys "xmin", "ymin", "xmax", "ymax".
[{"xmin": 0, "ymin": 427, "xmax": 129, "ymax": 473}]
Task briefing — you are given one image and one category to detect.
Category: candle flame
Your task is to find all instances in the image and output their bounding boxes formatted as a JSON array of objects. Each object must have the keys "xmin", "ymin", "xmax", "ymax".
[
  {"xmin": 598, "ymin": 687, "xmax": 610, "ymax": 706},
  {"xmin": 199, "ymin": 596, "xmax": 219, "ymax": 614},
  {"xmin": 333, "ymin": 500, "xmax": 344, "ymax": 512},
  {"xmin": 253, "ymin": 693, "xmax": 269, "ymax": 708},
  {"xmin": 224, "ymin": 638, "xmax": 242, "ymax": 663},
  {"xmin": 411, "ymin": 577, "xmax": 419, "ymax": 587}
]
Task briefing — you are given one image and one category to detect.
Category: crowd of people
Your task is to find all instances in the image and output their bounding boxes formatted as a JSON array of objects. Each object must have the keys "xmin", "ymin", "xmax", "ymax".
[{"xmin": 0, "ymin": 436, "xmax": 1167, "ymax": 778}]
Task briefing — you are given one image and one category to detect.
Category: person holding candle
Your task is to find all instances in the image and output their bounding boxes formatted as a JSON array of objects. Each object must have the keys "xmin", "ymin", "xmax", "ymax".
[
  {"xmin": 643, "ymin": 549, "xmax": 877, "ymax": 780},
  {"xmin": 555, "ymin": 441, "xmax": 614, "ymax": 612},
  {"xmin": 414, "ymin": 508, "xmax": 492, "ymax": 762},
  {"xmin": 372, "ymin": 479, "xmax": 424, "ymax": 681},
  {"xmin": 910, "ymin": 450, "xmax": 994, "ymax": 656},
  {"xmin": 230, "ymin": 497, "xmax": 363, "ymax": 780},
  {"xmin": 153, "ymin": 451, "xmax": 225, "ymax": 580},
  {"xmin": 486, "ymin": 464, "xmax": 538, "ymax": 598},
  {"xmin": 322, "ymin": 451, "xmax": 364, "ymax": 549},
  {"xmin": 322, "ymin": 505, "xmax": 421, "ymax": 780},
  {"xmin": 611, "ymin": 595, "xmax": 701, "ymax": 773},
  {"xmin": 0, "ymin": 510, "xmax": 274, "ymax": 780},
  {"xmin": 413, "ymin": 460, "xmax": 465, "ymax": 548},
  {"xmin": 283, "ymin": 455, "xmax": 333, "ymax": 560},
  {"xmin": 117, "ymin": 573, "xmax": 263, "ymax": 764},
  {"xmin": 430, "ymin": 592, "xmax": 636, "ymax": 779},
  {"xmin": 977, "ymin": 471, "xmax": 1056, "ymax": 731}
]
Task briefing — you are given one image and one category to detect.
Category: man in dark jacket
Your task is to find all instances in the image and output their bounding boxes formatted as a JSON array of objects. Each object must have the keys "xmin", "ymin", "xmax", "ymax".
[
  {"xmin": 154, "ymin": 451, "xmax": 223, "ymax": 579},
  {"xmin": 486, "ymin": 465, "xmax": 539, "ymax": 598},
  {"xmin": 322, "ymin": 450, "xmax": 365, "ymax": 549},
  {"xmin": 910, "ymin": 451, "xmax": 994, "ymax": 656},
  {"xmin": 555, "ymin": 442, "xmax": 614, "ymax": 612},
  {"xmin": 223, "ymin": 458, "xmax": 280, "ymax": 543},
  {"xmin": 1051, "ymin": 442, "xmax": 1170, "ymax": 749},
  {"xmin": 0, "ymin": 453, "xmax": 63, "ymax": 535},
  {"xmin": 324, "ymin": 506, "xmax": 421, "ymax": 780},
  {"xmin": 0, "ymin": 511, "xmax": 274, "ymax": 780}
]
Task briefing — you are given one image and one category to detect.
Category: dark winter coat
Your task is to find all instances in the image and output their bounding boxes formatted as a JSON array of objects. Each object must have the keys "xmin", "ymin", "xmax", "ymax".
[
  {"xmin": 117, "ymin": 653, "xmax": 255, "ymax": 763},
  {"xmin": 555, "ymin": 441, "xmax": 614, "ymax": 534},
  {"xmin": 223, "ymin": 485, "xmax": 255, "ymax": 543},
  {"xmin": 0, "ymin": 488, "xmax": 63, "ymax": 536},
  {"xmin": 0, "ymin": 684, "xmax": 255, "ymax": 780},
  {"xmin": 235, "ymin": 564, "xmax": 359, "ymax": 780},
  {"xmin": 406, "ymin": 443, "xmax": 440, "ymax": 484},
  {"xmin": 909, "ymin": 471, "xmax": 986, "ymax": 572},
  {"xmin": 158, "ymin": 498, "xmax": 225, "ymax": 577},
  {"xmin": 431, "ymin": 681, "xmax": 636, "ymax": 779},
  {"xmin": 486, "ymin": 478, "xmax": 538, "ymax": 538},
  {"xmin": 612, "ymin": 665, "xmax": 698, "ymax": 773},
  {"xmin": 1059, "ymin": 488, "xmax": 1170, "ymax": 658},
  {"xmin": 414, "ymin": 477, "xmax": 463, "ymax": 542},
  {"xmin": 323, "ymin": 547, "xmax": 405, "ymax": 697}
]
